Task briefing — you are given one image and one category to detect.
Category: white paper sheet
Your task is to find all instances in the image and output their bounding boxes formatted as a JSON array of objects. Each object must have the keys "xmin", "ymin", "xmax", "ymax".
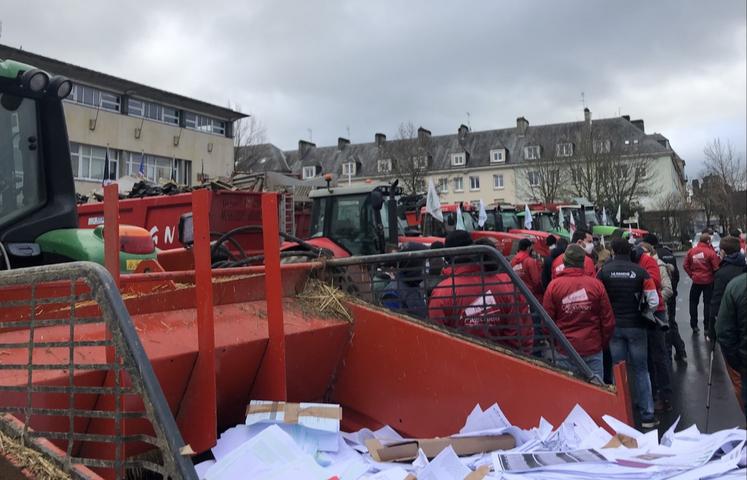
[{"xmin": 417, "ymin": 446, "xmax": 471, "ymax": 480}]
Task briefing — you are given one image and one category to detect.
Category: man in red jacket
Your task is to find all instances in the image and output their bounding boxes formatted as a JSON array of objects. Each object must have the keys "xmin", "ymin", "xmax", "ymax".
[
  {"xmin": 551, "ymin": 229, "xmax": 596, "ymax": 279},
  {"xmin": 543, "ymin": 244, "xmax": 615, "ymax": 380},
  {"xmin": 429, "ymin": 231, "xmax": 533, "ymax": 355},
  {"xmin": 511, "ymin": 238, "xmax": 544, "ymax": 302},
  {"xmin": 684, "ymin": 233, "xmax": 721, "ymax": 333}
]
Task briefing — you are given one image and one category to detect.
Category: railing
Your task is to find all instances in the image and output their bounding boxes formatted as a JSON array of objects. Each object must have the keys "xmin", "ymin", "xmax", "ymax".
[
  {"xmin": 0, "ymin": 262, "xmax": 197, "ymax": 479},
  {"xmin": 322, "ymin": 245, "xmax": 603, "ymax": 385}
]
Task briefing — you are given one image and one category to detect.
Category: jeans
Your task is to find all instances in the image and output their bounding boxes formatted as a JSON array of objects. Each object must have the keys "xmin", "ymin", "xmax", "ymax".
[
  {"xmin": 610, "ymin": 326, "xmax": 654, "ymax": 419},
  {"xmin": 689, "ymin": 283, "xmax": 713, "ymax": 330},
  {"xmin": 665, "ymin": 296, "xmax": 686, "ymax": 356},
  {"xmin": 555, "ymin": 351, "xmax": 604, "ymax": 381},
  {"xmin": 647, "ymin": 314, "xmax": 672, "ymax": 402}
]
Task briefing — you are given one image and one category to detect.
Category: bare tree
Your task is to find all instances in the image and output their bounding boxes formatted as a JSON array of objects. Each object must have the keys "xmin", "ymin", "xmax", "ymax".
[
  {"xmin": 646, "ymin": 191, "xmax": 692, "ymax": 242},
  {"xmin": 228, "ymin": 101, "xmax": 267, "ymax": 168},
  {"xmin": 517, "ymin": 127, "xmax": 569, "ymax": 204},
  {"xmin": 387, "ymin": 122, "xmax": 430, "ymax": 195},
  {"xmin": 701, "ymin": 138, "xmax": 746, "ymax": 230}
]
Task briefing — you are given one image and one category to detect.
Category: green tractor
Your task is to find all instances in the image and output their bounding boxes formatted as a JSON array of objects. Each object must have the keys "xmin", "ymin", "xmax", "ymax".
[{"xmin": 0, "ymin": 58, "xmax": 156, "ymax": 271}]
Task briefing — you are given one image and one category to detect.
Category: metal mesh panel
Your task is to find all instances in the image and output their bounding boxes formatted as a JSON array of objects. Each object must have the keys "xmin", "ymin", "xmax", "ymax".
[
  {"xmin": 322, "ymin": 245, "xmax": 602, "ymax": 385},
  {"xmin": 0, "ymin": 262, "xmax": 197, "ymax": 479}
]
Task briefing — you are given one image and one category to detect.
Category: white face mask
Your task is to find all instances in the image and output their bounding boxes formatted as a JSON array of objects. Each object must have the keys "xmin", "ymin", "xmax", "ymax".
[{"xmin": 583, "ymin": 242, "xmax": 594, "ymax": 255}]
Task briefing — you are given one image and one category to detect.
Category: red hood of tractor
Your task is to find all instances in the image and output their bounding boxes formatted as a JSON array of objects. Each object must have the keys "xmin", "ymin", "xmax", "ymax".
[{"xmin": 280, "ymin": 237, "xmax": 351, "ymax": 258}]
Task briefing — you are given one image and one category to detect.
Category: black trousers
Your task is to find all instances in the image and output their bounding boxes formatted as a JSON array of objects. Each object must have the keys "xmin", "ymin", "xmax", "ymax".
[
  {"xmin": 689, "ymin": 283, "xmax": 713, "ymax": 329},
  {"xmin": 647, "ymin": 319, "xmax": 672, "ymax": 402},
  {"xmin": 665, "ymin": 296, "xmax": 686, "ymax": 356}
]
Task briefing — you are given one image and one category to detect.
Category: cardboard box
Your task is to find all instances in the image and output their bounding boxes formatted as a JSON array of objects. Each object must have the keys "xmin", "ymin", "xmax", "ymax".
[
  {"xmin": 245, "ymin": 400, "xmax": 342, "ymax": 432},
  {"xmin": 365, "ymin": 434, "xmax": 515, "ymax": 462}
]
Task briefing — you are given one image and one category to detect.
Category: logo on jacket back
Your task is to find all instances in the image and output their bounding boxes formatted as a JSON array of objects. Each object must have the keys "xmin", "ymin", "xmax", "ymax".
[
  {"xmin": 513, "ymin": 263, "xmax": 523, "ymax": 272},
  {"xmin": 693, "ymin": 252, "xmax": 705, "ymax": 261},
  {"xmin": 463, "ymin": 291, "xmax": 501, "ymax": 325},
  {"xmin": 562, "ymin": 288, "xmax": 589, "ymax": 305},
  {"xmin": 610, "ymin": 271, "xmax": 637, "ymax": 279}
]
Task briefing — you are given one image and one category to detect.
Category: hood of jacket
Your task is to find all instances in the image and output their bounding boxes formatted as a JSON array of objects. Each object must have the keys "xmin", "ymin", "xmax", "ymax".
[{"xmin": 722, "ymin": 252, "xmax": 747, "ymax": 268}]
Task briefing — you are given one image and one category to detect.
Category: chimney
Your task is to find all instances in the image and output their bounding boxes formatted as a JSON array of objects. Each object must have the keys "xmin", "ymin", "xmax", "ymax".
[
  {"xmin": 631, "ymin": 119, "xmax": 645, "ymax": 132},
  {"xmin": 298, "ymin": 139, "xmax": 316, "ymax": 158},
  {"xmin": 417, "ymin": 126, "xmax": 431, "ymax": 143},
  {"xmin": 516, "ymin": 116, "xmax": 529, "ymax": 134},
  {"xmin": 458, "ymin": 124, "xmax": 469, "ymax": 139},
  {"xmin": 584, "ymin": 108, "xmax": 591, "ymax": 124},
  {"xmin": 622, "ymin": 115, "xmax": 630, "ymax": 122},
  {"xmin": 375, "ymin": 132, "xmax": 386, "ymax": 147},
  {"xmin": 338, "ymin": 137, "xmax": 350, "ymax": 150}
]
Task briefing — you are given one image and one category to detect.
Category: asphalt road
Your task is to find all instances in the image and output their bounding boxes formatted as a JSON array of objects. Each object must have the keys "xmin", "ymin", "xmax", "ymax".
[{"xmin": 656, "ymin": 254, "xmax": 745, "ymax": 433}]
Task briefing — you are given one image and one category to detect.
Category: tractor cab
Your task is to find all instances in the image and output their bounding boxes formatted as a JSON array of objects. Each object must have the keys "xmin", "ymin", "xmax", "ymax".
[
  {"xmin": 0, "ymin": 58, "xmax": 156, "ymax": 271},
  {"xmin": 482, "ymin": 204, "xmax": 521, "ymax": 232},
  {"xmin": 305, "ymin": 182, "xmax": 402, "ymax": 257},
  {"xmin": 420, "ymin": 203, "xmax": 477, "ymax": 237}
]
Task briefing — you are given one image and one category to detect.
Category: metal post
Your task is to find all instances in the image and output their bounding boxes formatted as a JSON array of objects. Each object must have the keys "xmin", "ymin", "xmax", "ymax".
[
  {"xmin": 176, "ymin": 189, "xmax": 217, "ymax": 452},
  {"xmin": 251, "ymin": 193, "xmax": 288, "ymax": 400},
  {"xmin": 103, "ymin": 183, "xmax": 120, "ymax": 288}
]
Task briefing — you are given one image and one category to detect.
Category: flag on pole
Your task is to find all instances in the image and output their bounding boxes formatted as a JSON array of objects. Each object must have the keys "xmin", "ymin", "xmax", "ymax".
[
  {"xmin": 477, "ymin": 200, "xmax": 488, "ymax": 228},
  {"xmin": 602, "ymin": 206, "xmax": 608, "ymax": 225},
  {"xmin": 102, "ymin": 147, "xmax": 112, "ymax": 186},
  {"xmin": 569, "ymin": 209, "xmax": 577, "ymax": 234},
  {"xmin": 524, "ymin": 204, "xmax": 533, "ymax": 230},
  {"xmin": 456, "ymin": 204, "xmax": 466, "ymax": 231},
  {"xmin": 558, "ymin": 206, "xmax": 564, "ymax": 230},
  {"xmin": 628, "ymin": 224, "xmax": 635, "ymax": 244},
  {"xmin": 615, "ymin": 205, "xmax": 622, "ymax": 226},
  {"xmin": 138, "ymin": 151, "xmax": 145, "ymax": 178},
  {"xmin": 425, "ymin": 178, "xmax": 443, "ymax": 222}
]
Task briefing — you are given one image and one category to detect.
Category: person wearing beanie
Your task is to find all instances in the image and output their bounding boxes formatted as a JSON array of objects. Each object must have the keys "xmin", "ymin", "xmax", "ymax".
[
  {"xmin": 511, "ymin": 238, "xmax": 544, "ymax": 301},
  {"xmin": 684, "ymin": 233, "xmax": 721, "ymax": 333},
  {"xmin": 709, "ymin": 236, "xmax": 746, "ymax": 341},
  {"xmin": 543, "ymin": 244, "xmax": 615, "ymax": 380},
  {"xmin": 551, "ymin": 229, "xmax": 597, "ymax": 279}
]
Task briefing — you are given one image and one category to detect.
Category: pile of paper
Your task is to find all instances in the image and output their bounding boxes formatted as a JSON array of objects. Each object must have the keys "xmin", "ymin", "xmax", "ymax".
[{"xmin": 196, "ymin": 401, "xmax": 746, "ymax": 480}]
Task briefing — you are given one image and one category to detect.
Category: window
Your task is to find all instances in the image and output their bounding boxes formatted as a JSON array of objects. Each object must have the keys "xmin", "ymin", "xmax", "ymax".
[
  {"xmin": 342, "ymin": 162, "xmax": 356, "ymax": 176},
  {"xmin": 124, "ymin": 152, "xmax": 182, "ymax": 183},
  {"xmin": 493, "ymin": 174, "xmax": 504, "ymax": 189},
  {"xmin": 453, "ymin": 177, "xmax": 464, "ymax": 192},
  {"xmin": 451, "ymin": 153, "xmax": 466, "ymax": 166},
  {"xmin": 469, "ymin": 176, "xmax": 480, "ymax": 191},
  {"xmin": 490, "ymin": 149, "xmax": 505, "ymax": 163},
  {"xmin": 66, "ymin": 84, "xmax": 121, "ymax": 112},
  {"xmin": 412, "ymin": 155, "xmax": 428, "ymax": 169},
  {"xmin": 470, "ymin": 200, "xmax": 480, "ymax": 209},
  {"xmin": 70, "ymin": 143, "xmax": 119, "ymax": 181},
  {"xmin": 524, "ymin": 145, "xmax": 541, "ymax": 160},
  {"xmin": 437, "ymin": 177, "xmax": 448, "ymax": 193},
  {"xmin": 528, "ymin": 171, "xmax": 541, "ymax": 187},
  {"xmin": 624, "ymin": 139, "xmax": 630, "ymax": 145},
  {"xmin": 128, "ymin": 98, "xmax": 180, "ymax": 125},
  {"xmin": 593, "ymin": 140, "xmax": 611, "ymax": 154},
  {"xmin": 556, "ymin": 142, "xmax": 573, "ymax": 157},
  {"xmin": 377, "ymin": 158, "xmax": 392, "ymax": 173},
  {"xmin": 302, "ymin": 166, "xmax": 317, "ymax": 179},
  {"xmin": 183, "ymin": 112, "xmax": 226, "ymax": 135}
]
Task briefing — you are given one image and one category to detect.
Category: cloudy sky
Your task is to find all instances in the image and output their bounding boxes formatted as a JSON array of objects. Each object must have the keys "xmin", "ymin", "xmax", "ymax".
[{"xmin": 1, "ymin": 0, "xmax": 745, "ymax": 177}]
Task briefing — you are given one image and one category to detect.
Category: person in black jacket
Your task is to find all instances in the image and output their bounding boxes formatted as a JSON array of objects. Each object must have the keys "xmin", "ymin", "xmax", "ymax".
[
  {"xmin": 644, "ymin": 233, "xmax": 687, "ymax": 363},
  {"xmin": 542, "ymin": 238, "xmax": 568, "ymax": 290},
  {"xmin": 708, "ymin": 236, "xmax": 746, "ymax": 341},
  {"xmin": 598, "ymin": 238, "xmax": 660, "ymax": 429}
]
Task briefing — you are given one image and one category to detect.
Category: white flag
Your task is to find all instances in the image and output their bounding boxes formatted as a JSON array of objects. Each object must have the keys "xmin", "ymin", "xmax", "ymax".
[
  {"xmin": 628, "ymin": 224, "xmax": 635, "ymax": 244},
  {"xmin": 426, "ymin": 179, "xmax": 443, "ymax": 222},
  {"xmin": 569, "ymin": 209, "xmax": 576, "ymax": 234},
  {"xmin": 456, "ymin": 204, "xmax": 466, "ymax": 231},
  {"xmin": 602, "ymin": 207, "xmax": 608, "ymax": 225},
  {"xmin": 524, "ymin": 204, "xmax": 533, "ymax": 230},
  {"xmin": 615, "ymin": 205, "xmax": 622, "ymax": 225},
  {"xmin": 558, "ymin": 206, "xmax": 563, "ymax": 230},
  {"xmin": 478, "ymin": 200, "xmax": 488, "ymax": 228}
]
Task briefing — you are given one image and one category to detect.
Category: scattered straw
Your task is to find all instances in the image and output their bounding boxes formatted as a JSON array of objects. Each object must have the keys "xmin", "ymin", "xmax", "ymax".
[
  {"xmin": 0, "ymin": 429, "xmax": 71, "ymax": 480},
  {"xmin": 297, "ymin": 279, "xmax": 353, "ymax": 322}
]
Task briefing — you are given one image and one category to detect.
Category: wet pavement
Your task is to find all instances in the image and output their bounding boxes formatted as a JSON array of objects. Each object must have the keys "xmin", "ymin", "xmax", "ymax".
[{"xmin": 656, "ymin": 254, "xmax": 745, "ymax": 434}]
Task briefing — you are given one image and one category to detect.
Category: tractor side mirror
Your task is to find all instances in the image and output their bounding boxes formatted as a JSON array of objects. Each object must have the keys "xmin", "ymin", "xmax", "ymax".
[
  {"xmin": 178, "ymin": 213, "xmax": 194, "ymax": 246},
  {"xmin": 371, "ymin": 191, "xmax": 384, "ymax": 210}
]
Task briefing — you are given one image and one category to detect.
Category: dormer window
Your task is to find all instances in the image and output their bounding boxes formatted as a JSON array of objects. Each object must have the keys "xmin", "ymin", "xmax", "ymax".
[
  {"xmin": 593, "ymin": 140, "xmax": 611, "ymax": 154},
  {"xmin": 302, "ymin": 166, "xmax": 316, "ymax": 179},
  {"xmin": 412, "ymin": 155, "xmax": 428, "ymax": 169},
  {"xmin": 451, "ymin": 153, "xmax": 466, "ymax": 166},
  {"xmin": 490, "ymin": 149, "xmax": 505, "ymax": 163},
  {"xmin": 524, "ymin": 145, "xmax": 541, "ymax": 160},
  {"xmin": 342, "ymin": 162, "xmax": 356, "ymax": 176},
  {"xmin": 377, "ymin": 158, "xmax": 392, "ymax": 173},
  {"xmin": 556, "ymin": 143, "xmax": 573, "ymax": 157}
]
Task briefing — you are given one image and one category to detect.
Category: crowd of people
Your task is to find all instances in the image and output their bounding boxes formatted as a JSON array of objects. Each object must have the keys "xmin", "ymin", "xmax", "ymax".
[{"xmin": 377, "ymin": 226, "xmax": 746, "ymax": 430}]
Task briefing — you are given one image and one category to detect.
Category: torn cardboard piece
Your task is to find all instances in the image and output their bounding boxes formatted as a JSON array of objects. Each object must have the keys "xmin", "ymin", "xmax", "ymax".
[
  {"xmin": 246, "ymin": 400, "xmax": 342, "ymax": 433},
  {"xmin": 365, "ymin": 434, "xmax": 515, "ymax": 462},
  {"xmin": 602, "ymin": 434, "xmax": 638, "ymax": 449}
]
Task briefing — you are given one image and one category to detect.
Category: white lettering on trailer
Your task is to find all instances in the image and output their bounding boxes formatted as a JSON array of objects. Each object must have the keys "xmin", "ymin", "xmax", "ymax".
[
  {"xmin": 149, "ymin": 226, "xmax": 159, "ymax": 245},
  {"xmin": 164, "ymin": 226, "xmax": 175, "ymax": 245},
  {"xmin": 87, "ymin": 216, "xmax": 104, "ymax": 226}
]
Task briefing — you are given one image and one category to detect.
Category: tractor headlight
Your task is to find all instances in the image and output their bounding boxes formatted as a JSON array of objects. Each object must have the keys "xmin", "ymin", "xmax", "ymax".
[
  {"xmin": 48, "ymin": 76, "xmax": 73, "ymax": 99},
  {"xmin": 21, "ymin": 69, "xmax": 49, "ymax": 92}
]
